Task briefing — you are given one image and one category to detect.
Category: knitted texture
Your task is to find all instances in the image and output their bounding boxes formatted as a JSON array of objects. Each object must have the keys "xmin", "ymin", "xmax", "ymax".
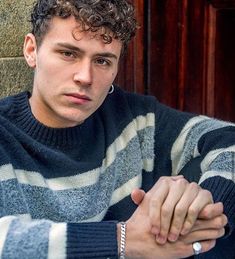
[{"xmin": 0, "ymin": 87, "xmax": 234, "ymax": 258}]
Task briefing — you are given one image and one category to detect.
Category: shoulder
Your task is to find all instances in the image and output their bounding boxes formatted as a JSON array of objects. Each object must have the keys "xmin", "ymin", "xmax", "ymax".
[
  {"xmin": 109, "ymin": 86, "xmax": 197, "ymax": 124},
  {"xmin": 0, "ymin": 94, "xmax": 14, "ymax": 119},
  {"xmin": 0, "ymin": 91, "xmax": 28, "ymax": 114},
  {"xmin": 108, "ymin": 86, "xmax": 158, "ymax": 116},
  {"xmin": 0, "ymin": 91, "xmax": 30, "ymax": 130}
]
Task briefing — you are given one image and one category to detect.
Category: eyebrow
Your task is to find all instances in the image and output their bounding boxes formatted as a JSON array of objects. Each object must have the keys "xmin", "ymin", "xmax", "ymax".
[{"xmin": 56, "ymin": 43, "xmax": 118, "ymax": 59}]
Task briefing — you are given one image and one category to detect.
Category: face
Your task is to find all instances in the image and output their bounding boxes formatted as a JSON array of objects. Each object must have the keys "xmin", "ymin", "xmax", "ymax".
[{"xmin": 24, "ymin": 16, "xmax": 122, "ymax": 128}]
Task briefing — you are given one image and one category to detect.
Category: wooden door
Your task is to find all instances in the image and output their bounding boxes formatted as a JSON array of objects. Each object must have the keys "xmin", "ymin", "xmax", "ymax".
[
  {"xmin": 115, "ymin": 0, "xmax": 235, "ymax": 122},
  {"xmin": 205, "ymin": 0, "xmax": 235, "ymax": 121}
]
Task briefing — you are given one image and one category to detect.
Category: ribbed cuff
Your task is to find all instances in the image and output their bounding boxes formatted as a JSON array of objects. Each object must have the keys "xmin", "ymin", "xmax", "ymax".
[
  {"xmin": 66, "ymin": 221, "xmax": 118, "ymax": 258},
  {"xmin": 200, "ymin": 176, "xmax": 235, "ymax": 236}
]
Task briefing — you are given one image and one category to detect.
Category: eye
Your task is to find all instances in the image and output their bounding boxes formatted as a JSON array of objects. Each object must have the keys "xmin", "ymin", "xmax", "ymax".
[
  {"xmin": 61, "ymin": 51, "xmax": 76, "ymax": 59},
  {"xmin": 95, "ymin": 58, "xmax": 110, "ymax": 66}
]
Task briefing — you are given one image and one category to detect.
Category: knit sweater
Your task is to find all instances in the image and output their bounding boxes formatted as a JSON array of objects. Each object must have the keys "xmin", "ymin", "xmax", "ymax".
[{"xmin": 0, "ymin": 87, "xmax": 234, "ymax": 259}]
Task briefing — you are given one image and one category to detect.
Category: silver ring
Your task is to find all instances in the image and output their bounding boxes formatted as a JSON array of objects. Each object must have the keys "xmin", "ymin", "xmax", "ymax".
[
  {"xmin": 192, "ymin": 242, "xmax": 202, "ymax": 255},
  {"xmin": 108, "ymin": 84, "xmax": 114, "ymax": 94}
]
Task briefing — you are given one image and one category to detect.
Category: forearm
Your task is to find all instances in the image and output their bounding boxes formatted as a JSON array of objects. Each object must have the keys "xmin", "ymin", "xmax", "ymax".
[
  {"xmin": 200, "ymin": 176, "xmax": 235, "ymax": 235},
  {"xmin": 0, "ymin": 215, "xmax": 118, "ymax": 259},
  {"xmin": 171, "ymin": 116, "xmax": 235, "ymax": 234}
]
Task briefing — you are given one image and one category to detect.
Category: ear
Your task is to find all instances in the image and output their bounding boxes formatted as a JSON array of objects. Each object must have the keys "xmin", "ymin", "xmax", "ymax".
[{"xmin": 23, "ymin": 33, "xmax": 38, "ymax": 68}]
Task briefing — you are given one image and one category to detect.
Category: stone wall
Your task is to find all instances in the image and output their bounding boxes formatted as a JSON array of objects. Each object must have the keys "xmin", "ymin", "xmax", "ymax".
[{"xmin": 0, "ymin": 0, "xmax": 35, "ymax": 97}]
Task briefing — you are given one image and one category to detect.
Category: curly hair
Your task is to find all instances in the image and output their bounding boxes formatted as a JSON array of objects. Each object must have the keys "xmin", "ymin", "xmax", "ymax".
[{"xmin": 30, "ymin": 0, "xmax": 137, "ymax": 51}]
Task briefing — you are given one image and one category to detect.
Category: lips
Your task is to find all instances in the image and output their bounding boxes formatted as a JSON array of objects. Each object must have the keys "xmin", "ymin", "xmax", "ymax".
[
  {"xmin": 65, "ymin": 93, "xmax": 91, "ymax": 101},
  {"xmin": 64, "ymin": 93, "xmax": 92, "ymax": 105}
]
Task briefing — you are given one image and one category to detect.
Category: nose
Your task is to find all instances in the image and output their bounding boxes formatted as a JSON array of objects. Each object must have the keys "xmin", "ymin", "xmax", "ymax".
[{"xmin": 73, "ymin": 59, "xmax": 93, "ymax": 86}]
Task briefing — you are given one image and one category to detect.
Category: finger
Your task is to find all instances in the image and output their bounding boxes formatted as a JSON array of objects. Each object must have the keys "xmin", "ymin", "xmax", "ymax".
[
  {"xmin": 173, "ymin": 239, "xmax": 216, "ymax": 258},
  {"xmin": 131, "ymin": 188, "xmax": 146, "ymax": 205},
  {"xmin": 180, "ymin": 227, "xmax": 225, "ymax": 244},
  {"xmin": 181, "ymin": 189, "xmax": 213, "ymax": 235},
  {"xmin": 148, "ymin": 176, "xmax": 186, "ymax": 238},
  {"xmin": 178, "ymin": 240, "xmax": 216, "ymax": 258},
  {"xmin": 148, "ymin": 181, "xmax": 170, "ymax": 236},
  {"xmin": 170, "ymin": 175, "xmax": 185, "ymax": 181},
  {"xmin": 189, "ymin": 240, "xmax": 216, "ymax": 257},
  {"xmin": 168, "ymin": 182, "xmax": 200, "ymax": 242},
  {"xmin": 148, "ymin": 175, "xmax": 184, "ymax": 196},
  {"xmin": 156, "ymin": 178, "xmax": 189, "ymax": 244},
  {"xmin": 198, "ymin": 202, "xmax": 224, "ymax": 219},
  {"xmin": 191, "ymin": 214, "xmax": 228, "ymax": 232}
]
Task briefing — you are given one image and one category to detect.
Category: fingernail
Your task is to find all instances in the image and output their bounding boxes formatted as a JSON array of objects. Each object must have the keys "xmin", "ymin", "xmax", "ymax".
[
  {"xmin": 168, "ymin": 233, "xmax": 177, "ymax": 242},
  {"xmin": 156, "ymin": 235, "xmax": 166, "ymax": 244}
]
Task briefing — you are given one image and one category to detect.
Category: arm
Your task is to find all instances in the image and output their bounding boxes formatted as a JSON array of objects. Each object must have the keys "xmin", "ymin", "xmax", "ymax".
[
  {"xmin": 153, "ymin": 101, "xmax": 235, "ymax": 238},
  {"xmin": 118, "ymin": 187, "xmax": 226, "ymax": 259},
  {"xmin": 131, "ymin": 188, "xmax": 227, "ymax": 233},
  {"xmin": 0, "ymin": 204, "xmax": 224, "ymax": 259},
  {"xmin": 0, "ymin": 190, "xmax": 224, "ymax": 259},
  {"xmin": 0, "ymin": 145, "xmax": 117, "ymax": 258},
  {"xmin": 171, "ymin": 116, "xmax": 235, "ymax": 235},
  {"xmin": 131, "ymin": 177, "xmax": 227, "ymax": 244},
  {"xmin": 0, "ymin": 215, "xmax": 117, "ymax": 259}
]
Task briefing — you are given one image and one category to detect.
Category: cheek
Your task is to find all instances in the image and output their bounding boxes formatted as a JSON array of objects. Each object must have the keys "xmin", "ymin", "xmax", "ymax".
[
  {"xmin": 37, "ymin": 62, "xmax": 67, "ymax": 87},
  {"xmin": 93, "ymin": 84, "xmax": 110, "ymax": 103}
]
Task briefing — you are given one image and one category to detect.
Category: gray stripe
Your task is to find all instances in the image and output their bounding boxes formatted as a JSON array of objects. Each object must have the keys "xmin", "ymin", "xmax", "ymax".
[
  {"xmin": 3, "ymin": 219, "xmax": 50, "ymax": 259},
  {"xmin": 208, "ymin": 151, "xmax": 235, "ymax": 172},
  {"xmin": 1, "ymin": 140, "xmax": 141, "ymax": 221},
  {"xmin": 1, "ymin": 127, "xmax": 155, "ymax": 222},
  {"xmin": 178, "ymin": 118, "xmax": 230, "ymax": 171}
]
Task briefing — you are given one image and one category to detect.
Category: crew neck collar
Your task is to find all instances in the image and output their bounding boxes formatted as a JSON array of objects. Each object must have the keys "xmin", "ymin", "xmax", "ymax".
[{"xmin": 12, "ymin": 91, "xmax": 87, "ymax": 148}]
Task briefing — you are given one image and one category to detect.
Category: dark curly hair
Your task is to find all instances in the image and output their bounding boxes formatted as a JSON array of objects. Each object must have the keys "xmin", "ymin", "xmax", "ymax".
[{"xmin": 30, "ymin": 0, "xmax": 137, "ymax": 51}]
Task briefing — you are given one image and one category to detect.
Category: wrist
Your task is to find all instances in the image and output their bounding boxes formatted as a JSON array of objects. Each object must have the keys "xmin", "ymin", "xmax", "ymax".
[{"xmin": 117, "ymin": 222, "xmax": 126, "ymax": 259}]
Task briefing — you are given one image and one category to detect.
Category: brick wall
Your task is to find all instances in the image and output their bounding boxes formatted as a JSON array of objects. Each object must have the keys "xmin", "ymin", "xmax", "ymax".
[{"xmin": 0, "ymin": 0, "xmax": 34, "ymax": 97}]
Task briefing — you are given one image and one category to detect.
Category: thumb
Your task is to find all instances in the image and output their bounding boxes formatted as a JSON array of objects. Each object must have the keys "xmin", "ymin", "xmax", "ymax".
[{"xmin": 131, "ymin": 188, "xmax": 146, "ymax": 205}]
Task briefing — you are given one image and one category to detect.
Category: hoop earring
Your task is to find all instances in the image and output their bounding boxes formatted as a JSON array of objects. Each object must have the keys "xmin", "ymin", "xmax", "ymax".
[{"xmin": 108, "ymin": 84, "xmax": 114, "ymax": 94}]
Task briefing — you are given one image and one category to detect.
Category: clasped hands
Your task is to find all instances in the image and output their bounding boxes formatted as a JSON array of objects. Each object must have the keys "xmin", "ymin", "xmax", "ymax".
[{"xmin": 122, "ymin": 176, "xmax": 227, "ymax": 259}]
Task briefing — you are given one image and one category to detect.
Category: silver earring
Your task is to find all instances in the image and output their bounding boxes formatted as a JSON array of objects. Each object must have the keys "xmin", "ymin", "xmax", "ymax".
[{"xmin": 108, "ymin": 84, "xmax": 114, "ymax": 94}]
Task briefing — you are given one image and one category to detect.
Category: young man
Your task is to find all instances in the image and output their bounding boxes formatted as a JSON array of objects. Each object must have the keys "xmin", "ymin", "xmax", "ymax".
[{"xmin": 0, "ymin": 0, "xmax": 234, "ymax": 258}]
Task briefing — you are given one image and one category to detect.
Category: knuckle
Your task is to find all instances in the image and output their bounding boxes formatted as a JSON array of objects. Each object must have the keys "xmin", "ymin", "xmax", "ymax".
[
  {"xmin": 188, "ymin": 206, "xmax": 200, "ymax": 217},
  {"xmin": 177, "ymin": 178, "xmax": 188, "ymax": 186},
  {"xmin": 189, "ymin": 181, "xmax": 200, "ymax": 191},
  {"xmin": 201, "ymin": 189, "xmax": 213, "ymax": 201},
  {"xmin": 202, "ymin": 207, "xmax": 212, "ymax": 218},
  {"xmin": 159, "ymin": 176, "xmax": 168, "ymax": 182},
  {"xmin": 161, "ymin": 205, "xmax": 171, "ymax": 217},
  {"xmin": 150, "ymin": 197, "xmax": 161, "ymax": 208},
  {"xmin": 184, "ymin": 220, "xmax": 193, "ymax": 231},
  {"xmin": 174, "ymin": 205, "xmax": 186, "ymax": 217}
]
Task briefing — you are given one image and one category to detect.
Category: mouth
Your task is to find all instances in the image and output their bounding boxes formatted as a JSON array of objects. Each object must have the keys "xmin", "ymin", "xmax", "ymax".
[{"xmin": 64, "ymin": 93, "xmax": 92, "ymax": 104}]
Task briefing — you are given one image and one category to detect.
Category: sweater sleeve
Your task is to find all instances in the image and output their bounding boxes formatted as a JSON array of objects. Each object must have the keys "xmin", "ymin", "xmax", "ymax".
[
  {"xmin": 0, "ymin": 215, "xmax": 118, "ymax": 259},
  {"xmin": 170, "ymin": 115, "xmax": 235, "ymax": 235}
]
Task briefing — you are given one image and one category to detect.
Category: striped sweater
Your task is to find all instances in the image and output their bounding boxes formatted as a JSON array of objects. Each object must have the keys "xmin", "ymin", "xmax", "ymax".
[{"xmin": 0, "ymin": 87, "xmax": 234, "ymax": 259}]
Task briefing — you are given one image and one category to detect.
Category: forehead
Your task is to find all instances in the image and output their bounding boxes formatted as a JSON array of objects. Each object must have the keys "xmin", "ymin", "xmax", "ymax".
[{"xmin": 41, "ymin": 16, "xmax": 122, "ymax": 55}]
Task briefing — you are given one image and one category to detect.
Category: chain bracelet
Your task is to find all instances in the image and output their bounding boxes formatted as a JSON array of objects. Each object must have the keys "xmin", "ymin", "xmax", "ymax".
[{"xmin": 119, "ymin": 222, "xmax": 126, "ymax": 259}]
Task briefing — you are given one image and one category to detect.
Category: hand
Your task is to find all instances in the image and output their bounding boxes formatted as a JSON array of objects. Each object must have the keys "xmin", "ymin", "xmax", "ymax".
[
  {"xmin": 122, "ymin": 190, "xmax": 226, "ymax": 259},
  {"xmin": 189, "ymin": 203, "xmax": 227, "ymax": 233},
  {"xmin": 131, "ymin": 176, "xmax": 214, "ymax": 244}
]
